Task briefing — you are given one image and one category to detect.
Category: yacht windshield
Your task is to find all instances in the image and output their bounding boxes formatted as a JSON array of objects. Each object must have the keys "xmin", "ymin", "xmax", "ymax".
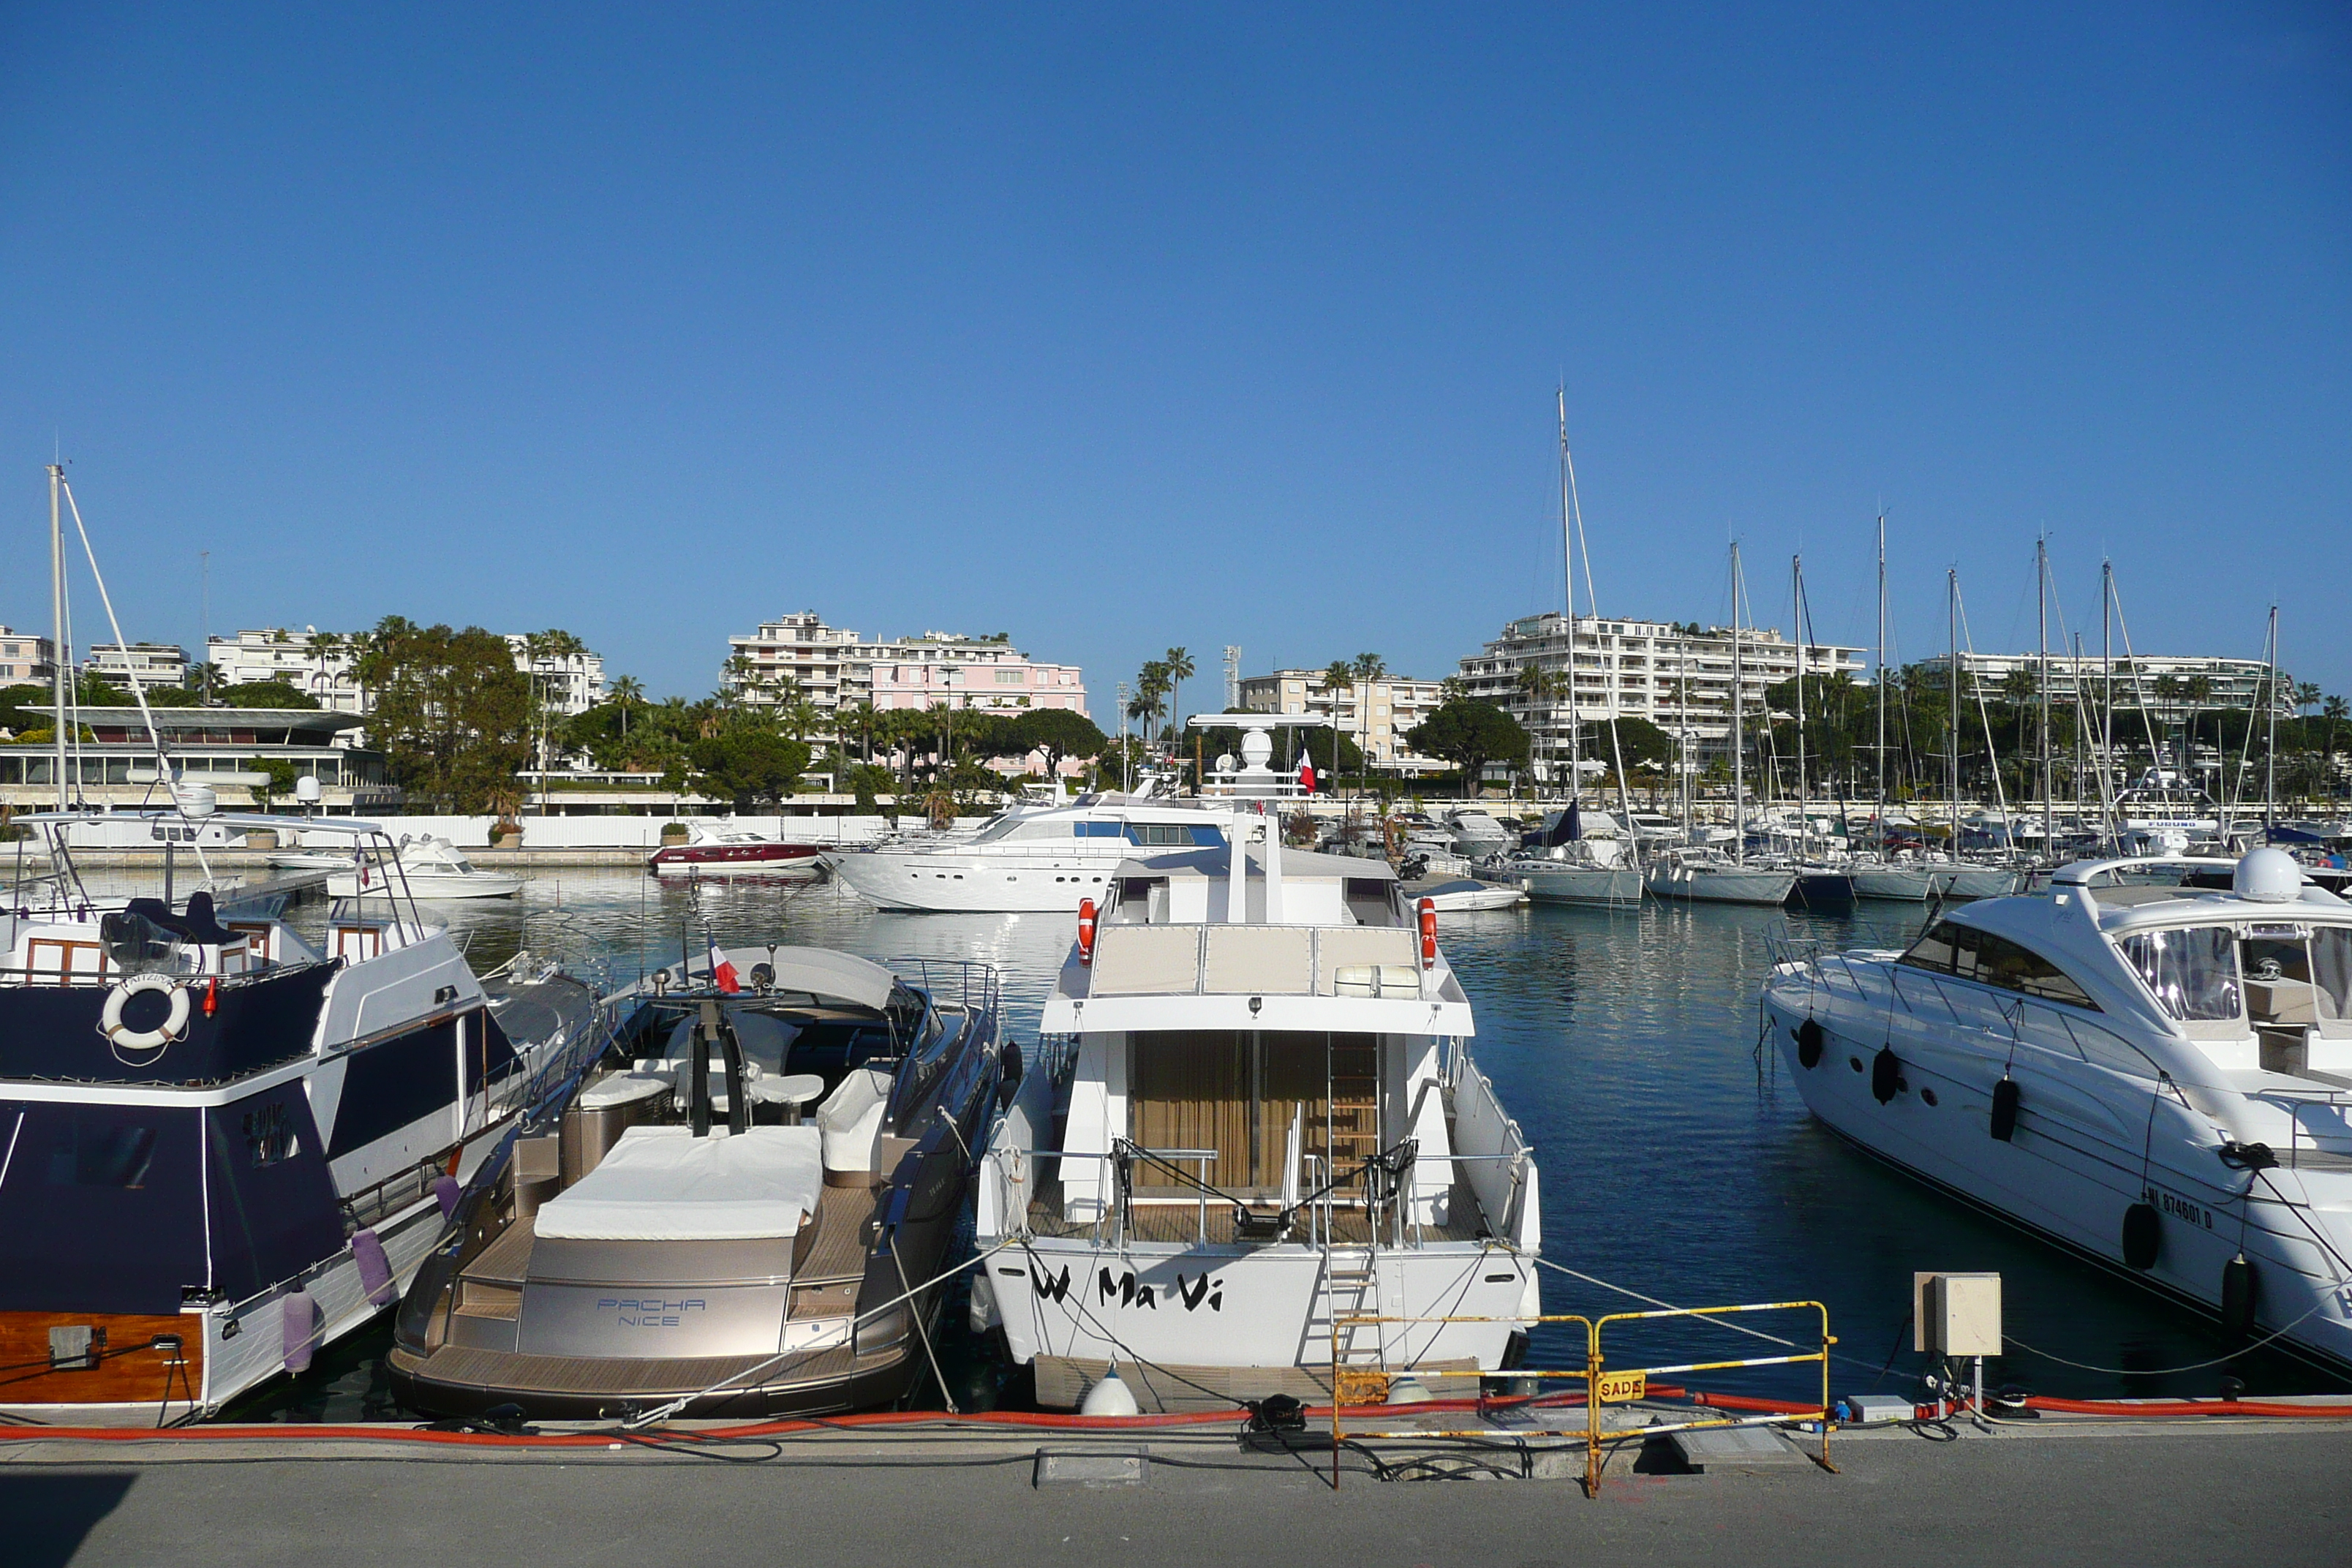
[
  {"xmin": 2119, "ymin": 927, "xmax": 2242, "ymax": 1022},
  {"xmin": 2313, "ymin": 927, "xmax": 2352, "ymax": 1022}
]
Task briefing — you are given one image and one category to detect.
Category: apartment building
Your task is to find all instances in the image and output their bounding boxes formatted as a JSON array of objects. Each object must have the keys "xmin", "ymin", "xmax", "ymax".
[
  {"xmin": 1237, "ymin": 668, "xmax": 1447, "ymax": 773},
  {"xmin": 206, "ymin": 628, "xmax": 606, "ymax": 716},
  {"xmin": 1912, "ymin": 651, "xmax": 2293, "ymax": 718},
  {"xmin": 725, "ymin": 614, "xmax": 1088, "ymax": 722},
  {"xmin": 0, "ymin": 627, "xmax": 56, "ymax": 687},
  {"xmin": 1457, "ymin": 612, "xmax": 1865, "ymax": 764},
  {"xmin": 83, "ymin": 642, "xmax": 189, "ymax": 693}
]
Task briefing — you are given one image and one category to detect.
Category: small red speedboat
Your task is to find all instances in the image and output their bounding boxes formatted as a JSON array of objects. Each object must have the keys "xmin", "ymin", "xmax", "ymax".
[{"xmin": 647, "ymin": 822, "xmax": 828, "ymax": 878}]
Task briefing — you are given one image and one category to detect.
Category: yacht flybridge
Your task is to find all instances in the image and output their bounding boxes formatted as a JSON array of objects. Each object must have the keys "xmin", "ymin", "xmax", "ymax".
[
  {"xmin": 1763, "ymin": 849, "xmax": 2352, "ymax": 1373},
  {"xmin": 973, "ymin": 783, "xmax": 1542, "ymax": 1411},
  {"xmin": 0, "ymin": 810, "xmax": 600, "ymax": 1424}
]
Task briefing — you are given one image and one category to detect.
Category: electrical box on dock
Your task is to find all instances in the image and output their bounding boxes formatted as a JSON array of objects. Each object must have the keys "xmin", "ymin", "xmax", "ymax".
[{"xmin": 1913, "ymin": 1272, "xmax": 2002, "ymax": 1357}]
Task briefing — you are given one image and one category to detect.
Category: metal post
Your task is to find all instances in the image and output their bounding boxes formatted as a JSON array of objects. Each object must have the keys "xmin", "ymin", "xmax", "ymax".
[
  {"xmin": 49, "ymin": 463, "xmax": 68, "ymax": 813},
  {"xmin": 1585, "ymin": 1325, "xmax": 1603, "ymax": 1496}
]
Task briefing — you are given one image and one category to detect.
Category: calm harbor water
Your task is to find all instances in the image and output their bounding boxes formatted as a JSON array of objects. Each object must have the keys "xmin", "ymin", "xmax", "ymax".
[{"xmin": 231, "ymin": 868, "xmax": 2348, "ymax": 1420}]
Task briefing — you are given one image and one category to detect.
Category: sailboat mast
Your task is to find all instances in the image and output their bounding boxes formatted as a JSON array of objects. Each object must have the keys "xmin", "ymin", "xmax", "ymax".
[
  {"xmin": 48, "ymin": 462, "xmax": 68, "ymax": 813},
  {"xmin": 1731, "ymin": 543, "xmax": 1746, "ymax": 864},
  {"xmin": 2265, "ymin": 605, "xmax": 2279, "ymax": 829},
  {"xmin": 1791, "ymin": 554, "xmax": 1806, "ymax": 837},
  {"xmin": 1947, "ymin": 569, "xmax": 1959, "ymax": 851},
  {"xmin": 1558, "ymin": 388, "xmax": 1578, "ymax": 805},
  {"xmin": 2037, "ymin": 536, "xmax": 2052, "ymax": 857},
  {"xmin": 1874, "ymin": 516, "xmax": 1886, "ymax": 837},
  {"xmin": 2101, "ymin": 560, "xmax": 2114, "ymax": 851}
]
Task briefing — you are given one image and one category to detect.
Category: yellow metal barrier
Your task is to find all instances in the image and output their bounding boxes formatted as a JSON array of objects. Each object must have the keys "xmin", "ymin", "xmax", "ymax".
[{"xmin": 1327, "ymin": 1300, "xmax": 1835, "ymax": 1496}]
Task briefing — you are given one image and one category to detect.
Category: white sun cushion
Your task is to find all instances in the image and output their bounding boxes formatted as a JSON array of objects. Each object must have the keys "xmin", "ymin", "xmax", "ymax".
[{"xmin": 535, "ymin": 1125, "xmax": 823, "ymax": 1242}]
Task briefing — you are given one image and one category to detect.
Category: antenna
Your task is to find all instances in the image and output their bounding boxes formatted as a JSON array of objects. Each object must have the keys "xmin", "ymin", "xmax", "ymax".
[{"xmin": 1223, "ymin": 646, "xmax": 1241, "ymax": 712}]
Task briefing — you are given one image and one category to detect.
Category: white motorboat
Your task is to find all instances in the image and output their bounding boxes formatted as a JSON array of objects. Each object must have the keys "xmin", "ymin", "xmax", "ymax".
[
  {"xmin": 325, "ymin": 835, "xmax": 525, "ymax": 900},
  {"xmin": 826, "ymin": 794, "xmax": 1228, "ymax": 913},
  {"xmin": 1411, "ymin": 878, "xmax": 1529, "ymax": 912},
  {"xmin": 1642, "ymin": 844, "xmax": 1796, "ymax": 905},
  {"xmin": 1444, "ymin": 810, "xmax": 1515, "ymax": 858},
  {"xmin": 973, "ymin": 806, "xmax": 1542, "ymax": 1410},
  {"xmin": 1762, "ymin": 849, "xmax": 2352, "ymax": 1376}
]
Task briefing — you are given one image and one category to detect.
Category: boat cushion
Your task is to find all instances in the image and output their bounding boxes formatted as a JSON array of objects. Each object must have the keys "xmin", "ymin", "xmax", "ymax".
[
  {"xmin": 816, "ymin": 1066, "xmax": 893, "ymax": 1183},
  {"xmin": 533, "ymin": 1126, "xmax": 822, "ymax": 1241}
]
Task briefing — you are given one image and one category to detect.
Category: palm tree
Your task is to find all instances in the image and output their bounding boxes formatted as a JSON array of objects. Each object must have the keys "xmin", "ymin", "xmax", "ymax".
[
  {"xmin": 608, "ymin": 674, "xmax": 645, "ymax": 742},
  {"xmin": 309, "ymin": 630, "xmax": 345, "ymax": 708},
  {"xmin": 1163, "ymin": 647, "xmax": 1195, "ymax": 738},
  {"xmin": 839, "ymin": 700, "xmax": 879, "ymax": 763},
  {"xmin": 1349, "ymin": 653, "xmax": 1387, "ymax": 772},
  {"xmin": 1518, "ymin": 663, "xmax": 1572, "ymax": 793},
  {"xmin": 1321, "ymin": 660, "xmax": 1355, "ymax": 793},
  {"xmin": 1128, "ymin": 662, "xmax": 1170, "ymax": 750}
]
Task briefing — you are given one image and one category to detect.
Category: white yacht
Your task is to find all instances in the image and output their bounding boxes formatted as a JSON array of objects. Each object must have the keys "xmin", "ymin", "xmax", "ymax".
[
  {"xmin": 320, "ymin": 835, "xmax": 526, "ymax": 901},
  {"xmin": 1643, "ymin": 843, "xmax": 1796, "ymax": 906},
  {"xmin": 971, "ymin": 804, "xmax": 1542, "ymax": 1410},
  {"xmin": 0, "ymin": 810, "xmax": 600, "ymax": 1423},
  {"xmin": 1444, "ymin": 810, "xmax": 1515, "ymax": 859},
  {"xmin": 1761, "ymin": 849, "xmax": 2352, "ymax": 1374},
  {"xmin": 1504, "ymin": 806, "xmax": 1640, "ymax": 905},
  {"xmin": 827, "ymin": 795, "xmax": 1228, "ymax": 913}
]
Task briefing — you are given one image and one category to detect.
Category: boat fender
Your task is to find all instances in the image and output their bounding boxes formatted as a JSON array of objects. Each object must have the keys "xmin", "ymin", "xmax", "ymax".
[
  {"xmin": 2122, "ymin": 1202, "xmax": 2162, "ymax": 1270},
  {"xmin": 1870, "ymin": 1047, "xmax": 1901, "ymax": 1105},
  {"xmin": 433, "ymin": 1175, "xmax": 463, "ymax": 1221},
  {"xmin": 969, "ymin": 1270, "xmax": 1000, "ymax": 1335},
  {"xmin": 1419, "ymin": 897, "xmax": 1438, "ymax": 969},
  {"xmin": 202, "ymin": 977, "xmax": 219, "ymax": 1017},
  {"xmin": 2221, "ymin": 1254, "xmax": 2258, "ymax": 1336},
  {"xmin": 998, "ymin": 1039, "xmax": 1023, "ymax": 1111},
  {"xmin": 99, "ymin": 973, "xmax": 191, "ymax": 1052},
  {"xmin": 1077, "ymin": 899, "xmax": 1097, "ymax": 965},
  {"xmin": 1079, "ymin": 1362, "xmax": 1142, "ymax": 1417},
  {"xmin": 1795, "ymin": 1018, "xmax": 1824, "ymax": 1069},
  {"xmin": 351, "ymin": 1228, "xmax": 396, "ymax": 1306},
  {"xmin": 281, "ymin": 1289, "xmax": 320, "ymax": 1375},
  {"xmin": 1989, "ymin": 1077, "xmax": 2021, "ymax": 1142}
]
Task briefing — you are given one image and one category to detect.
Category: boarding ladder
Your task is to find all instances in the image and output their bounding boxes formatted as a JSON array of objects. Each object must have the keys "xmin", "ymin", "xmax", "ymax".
[{"xmin": 1318, "ymin": 1243, "xmax": 1385, "ymax": 1374}]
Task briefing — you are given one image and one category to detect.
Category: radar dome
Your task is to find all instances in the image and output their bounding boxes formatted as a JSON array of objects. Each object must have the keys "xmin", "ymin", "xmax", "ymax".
[{"xmin": 2233, "ymin": 847, "xmax": 2302, "ymax": 904}]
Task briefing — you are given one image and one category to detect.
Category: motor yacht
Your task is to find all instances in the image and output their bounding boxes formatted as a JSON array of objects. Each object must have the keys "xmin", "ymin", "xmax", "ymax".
[
  {"xmin": 647, "ymin": 821, "xmax": 827, "ymax": 880},
  {"xmin": 827, "ymin": 794, "xmax": 1228, "ymax": 913},
  {"xmin": 313, "ymin": 836, "xmax": 526, "ymax": 901},
  {"xmin": 971, "ymin": 804, "xmax": 1542, "ymax": 1411},
  {"xmin": 1761, "ymin": 849, "xmax": 2352, "ymax": 1375},
  {"xmin": 1444, "ymin": 810, "xmax": 1515, "ymax": 859},
  {"xmin": 0, "ymin": 809, "xmax": 601, "ymax": 1424},
  {"xmin": 1409, "ymin": 878, "xmax": 1529, "ymax": 913},
  {"xmin": 388, "ymin": 946, "xmax": 1004, "ymax": 1419}
]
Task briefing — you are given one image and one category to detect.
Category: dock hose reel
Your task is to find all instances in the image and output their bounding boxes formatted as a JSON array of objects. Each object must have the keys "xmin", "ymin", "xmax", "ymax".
[{"xmin": 99, "ymin": 973, "xmax": 192, "ymax": 1052}]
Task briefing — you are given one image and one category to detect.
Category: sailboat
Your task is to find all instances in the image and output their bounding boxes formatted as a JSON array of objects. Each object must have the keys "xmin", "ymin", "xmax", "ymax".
[
  {"xmin": 1849, "ymin": 517, "xmax": 1945, "ymax": 902},
  {"xmin": 1512, "ymin": 393, "xmax": 1640, "ymax": 904}
]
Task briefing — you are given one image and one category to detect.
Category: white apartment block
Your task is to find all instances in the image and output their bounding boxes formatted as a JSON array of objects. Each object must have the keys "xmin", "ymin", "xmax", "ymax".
[
  {"xmin": 726, "ymin": 613, "xmax": 1088, "ymax": 724},
  {"xmin": 84, "ymin": 642, "xmax": 189, "ymax": 693},
  {"xmin": 1458, "ymin": 612, "xmax": 1865, "ymax": 761},
  {"xmin": 1912, "ymin": 652, "xmax": 2293, "ymax": 718},
  {"xmin": 0, "ymin": 627, "xmax": 56, "ymax": 687},
  {"xmin": 208, "ymin": 629, "xmax": 605, "ymax": 716},
  {"xmin": 1237, "ymin": 668, "xmax": 1448, "ymax": 772}
]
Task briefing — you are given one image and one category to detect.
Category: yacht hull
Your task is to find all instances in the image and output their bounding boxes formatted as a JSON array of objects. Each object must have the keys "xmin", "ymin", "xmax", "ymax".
[
  {"xmin": 1943, "ymin": 865, "xmax": 2026, "ymax": 900},
  {"xmin": 1519, "ymin": 865, "xmax": 1642, "ymax": 905},
  {"xmin": 1643, "ymin": 865, "xmax": 1797, "ymax": 905},
  {"xmin": 328, "ymin": 870, "xmax": 525, "ymax": 900},
  {"xmin": 1850, "ymin": 864, "xmax": 1942, "ymax": 901},
  {"xmin": 828, "ymin": 850, "xmax": 1118, "ymax": 912},
  {"xmin": 1760, "ymin": 973, "xmax": 2352, "ymax": 1376}
]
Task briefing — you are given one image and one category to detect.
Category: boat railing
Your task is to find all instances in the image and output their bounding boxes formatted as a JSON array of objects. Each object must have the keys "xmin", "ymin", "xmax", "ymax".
[{"xmin": 888, "ymin": 955, "xmax": 1001, "ymax": 1020}]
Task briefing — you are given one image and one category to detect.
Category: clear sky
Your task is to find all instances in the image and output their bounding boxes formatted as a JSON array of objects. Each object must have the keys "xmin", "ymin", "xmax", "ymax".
[{"xmin": 4, "ymin": 4, "xmax": 2346, "ymax": 712}]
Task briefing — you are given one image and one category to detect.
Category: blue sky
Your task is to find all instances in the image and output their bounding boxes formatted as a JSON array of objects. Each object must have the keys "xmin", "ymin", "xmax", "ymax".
[{"xmin": 4, "ymin": 4, "xmax": 2347, "ymax": 712}]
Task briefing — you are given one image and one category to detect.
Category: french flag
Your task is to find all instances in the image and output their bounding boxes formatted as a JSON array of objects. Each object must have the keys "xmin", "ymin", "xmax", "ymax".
[
  {"xmin": 707, "ymin": 934, "xmax": 741, "ymax": 994},
  {"xmin": 1298, "ymin": 758, "xmax": 1316, "ymax": 794}
]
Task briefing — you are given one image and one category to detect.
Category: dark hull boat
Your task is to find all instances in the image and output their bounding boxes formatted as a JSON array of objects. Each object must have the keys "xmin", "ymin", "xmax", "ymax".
[
  {"xmin": 388, "ymin": 946, "xmax": 1005, "ymax": 1421},
  {"xmin": 0, "ymin": 810, "xmax": 603, "ymax": 1425}
]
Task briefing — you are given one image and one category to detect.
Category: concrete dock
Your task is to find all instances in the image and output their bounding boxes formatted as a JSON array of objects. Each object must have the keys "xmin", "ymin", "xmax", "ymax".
[{"xmin": 8, "ymin": 1416, "xmax": 2347, "ymax": 1567}]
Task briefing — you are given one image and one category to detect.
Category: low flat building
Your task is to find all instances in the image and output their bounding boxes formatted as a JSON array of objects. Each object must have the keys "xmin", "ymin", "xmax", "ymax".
[
  {"xmin": 1237, "ymin": 669, "xmax": 1447, "ymax": 772},
  {"xmin": 0, "ymin": 706, "xmax": 399, "ymax": 813}
]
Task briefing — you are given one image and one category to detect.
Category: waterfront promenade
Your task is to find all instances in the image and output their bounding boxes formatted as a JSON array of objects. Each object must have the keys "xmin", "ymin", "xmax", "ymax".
[{"xmin": 10, "ymin": 1419, "xmax": 2346, "ymax": 1567}]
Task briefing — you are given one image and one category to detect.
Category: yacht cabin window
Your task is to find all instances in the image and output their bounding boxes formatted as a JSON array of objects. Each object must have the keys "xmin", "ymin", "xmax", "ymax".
[
  {"xmin": 2315, "ymin": 928, "xmax": 2352, "ymax": 1022},
  {"xmin": 1898, "ymin": 920, "xmax": 2100, "ymax": 1009},
  {"xmin": 2117, "ymin": 927, "xmax": 2242, "ymax": 1022},
  {"xmin": 2239, "ymin": 927, "xmax": 2352, "ymax": 1025}
]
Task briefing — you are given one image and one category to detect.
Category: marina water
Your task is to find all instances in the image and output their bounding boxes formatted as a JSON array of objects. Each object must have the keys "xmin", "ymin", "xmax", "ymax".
[{"xmin": 232, "ymin": 870, "xmax": 2349, "ymax": 1420}]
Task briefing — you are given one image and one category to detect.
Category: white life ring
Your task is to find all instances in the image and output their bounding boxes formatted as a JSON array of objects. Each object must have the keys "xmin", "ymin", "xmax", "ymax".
[{"xmin": 101, "ymin": 973, "xmax": 191, "ymax": 1051}]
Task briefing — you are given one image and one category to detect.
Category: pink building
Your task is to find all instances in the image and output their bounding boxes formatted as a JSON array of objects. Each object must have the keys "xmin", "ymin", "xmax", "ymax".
[{"xmin": 867, "ymin": 635, "xmax": 1088, "ymax": 715}]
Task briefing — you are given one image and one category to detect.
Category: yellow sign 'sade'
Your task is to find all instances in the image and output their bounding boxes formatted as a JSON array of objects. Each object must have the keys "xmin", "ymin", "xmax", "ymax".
[{"xmin": 1597, "ymin": 1370, "xmax": 1646, "ymax": 1403}]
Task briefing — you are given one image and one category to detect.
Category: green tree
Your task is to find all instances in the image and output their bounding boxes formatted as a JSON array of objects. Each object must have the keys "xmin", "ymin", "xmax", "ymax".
[
  {"xmin": 690, "ymin": 723, "xmax": 812, "ymax": 813},
  {"xmin": 1001, "ymin": 707, "xmax": 1109, "ymax": 782},
  {"xmin": 361, "ymin": 619, "xmax": 535, "ymax": 813},
  {"xmin": 1406, "ymin": 701, "xmax": 1530, "ymax": 797}
]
